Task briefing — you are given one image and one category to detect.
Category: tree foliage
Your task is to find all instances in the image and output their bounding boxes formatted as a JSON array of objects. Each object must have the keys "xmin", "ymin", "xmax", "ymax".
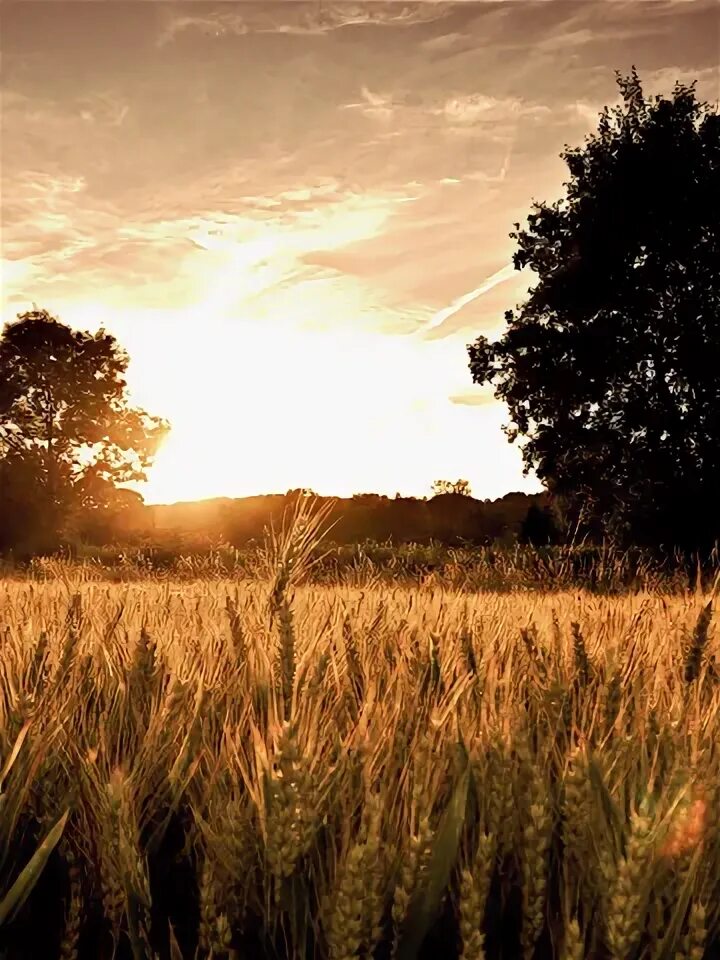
[
  {"xmin": 0, "ymin": 308, "xmax": 169, "ymax": 552},
  {"xmin": 432, "ymin": 479, "xmax": 472, "ymax": 497},
  {"xmin": 467, "ymin": 69, "xmax": 720, "ymax": 555},
  {"xmin": 520, "ymin": 503, "xmax": 561, "ymax": 547}
]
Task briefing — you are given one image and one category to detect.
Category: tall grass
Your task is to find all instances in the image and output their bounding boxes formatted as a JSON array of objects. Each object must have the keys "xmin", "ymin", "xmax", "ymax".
[
  {"xmin": 9, "ymin": 538, "xmax": 713, "ymax": 596},
  {"xmin": 0, "ymin": 503, "xmax": 718, "ymax": 958}
]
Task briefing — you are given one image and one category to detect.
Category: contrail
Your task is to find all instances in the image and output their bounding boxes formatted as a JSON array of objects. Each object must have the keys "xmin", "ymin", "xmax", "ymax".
[{"xmin": 416, "ymin": 262, "xmax": 518, "ymax": 337}]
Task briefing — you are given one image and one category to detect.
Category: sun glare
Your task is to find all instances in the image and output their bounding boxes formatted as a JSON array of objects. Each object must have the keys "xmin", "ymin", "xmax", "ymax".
[
  {"xmin": 5, "ymin": 191, "xmax": 530, "ymax": 508},
  {"xmin": 134, "ymin": 321, "xmax": 465, "ymax": 505}
]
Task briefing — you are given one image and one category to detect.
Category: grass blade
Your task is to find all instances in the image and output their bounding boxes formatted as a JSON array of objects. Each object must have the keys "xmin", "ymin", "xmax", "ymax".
[
  {"xmin": 397, "ymin": 743, "xmax": 470, "ymax": 960},
  {"xmin": 0, "ymin": 808, "xmax": 70, "ymax": 926}
]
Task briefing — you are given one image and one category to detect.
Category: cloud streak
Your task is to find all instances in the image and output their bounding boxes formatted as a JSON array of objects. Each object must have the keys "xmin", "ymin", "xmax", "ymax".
[
  {"xmin": 416, "ymin": 263, "xmax": 520, "ymax": 339},
  {"xmin": 155, "ymin": 1, "xmax": 455, "ymax": 46}
]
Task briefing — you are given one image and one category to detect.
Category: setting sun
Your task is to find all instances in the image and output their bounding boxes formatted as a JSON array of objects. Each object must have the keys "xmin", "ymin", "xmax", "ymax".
[{"xmin": 129, "ymin": 320, "xmax": 502, "ymax": 504}]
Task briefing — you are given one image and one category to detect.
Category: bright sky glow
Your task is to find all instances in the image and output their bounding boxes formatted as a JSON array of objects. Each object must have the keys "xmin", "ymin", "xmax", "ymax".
[{"xmin": 2, "ymin": 1, "xmax": 717, "ymax": 503}]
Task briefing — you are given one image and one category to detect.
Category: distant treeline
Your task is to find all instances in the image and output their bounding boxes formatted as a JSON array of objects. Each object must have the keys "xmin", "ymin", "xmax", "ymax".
[{"xmin": 90, "ymin": 488, "xmax": 560, "ymax": 551}]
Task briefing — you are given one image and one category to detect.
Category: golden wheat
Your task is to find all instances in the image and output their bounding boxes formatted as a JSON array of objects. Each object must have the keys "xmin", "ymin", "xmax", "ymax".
[{"xmin": 0, "ymin": 507, "xmax": 718, "ymax": 958}]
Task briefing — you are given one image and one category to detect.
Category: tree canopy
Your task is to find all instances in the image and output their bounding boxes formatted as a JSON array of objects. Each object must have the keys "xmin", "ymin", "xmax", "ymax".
[
  {"xmin": 467, "ymin": 68, "xmax": 720, "ymax": 556},
  {"xmin": 432, "ymin": 479, "xmax": 472, "ymax": 497},
  {"xmin": 0, "ymin": 307, "xmax": 169, "ymax": 553}
]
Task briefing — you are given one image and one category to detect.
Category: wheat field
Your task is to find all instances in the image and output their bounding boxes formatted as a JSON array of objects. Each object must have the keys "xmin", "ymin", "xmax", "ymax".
[{"xmin": 0, "ymin": 503, "xmax": 719, "ymax": 960}]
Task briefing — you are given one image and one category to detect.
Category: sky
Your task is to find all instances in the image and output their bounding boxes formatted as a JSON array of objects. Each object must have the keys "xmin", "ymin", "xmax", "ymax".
[{"xmin": 2, "ymin": 1, "xmax": 718, "ymax": 505}]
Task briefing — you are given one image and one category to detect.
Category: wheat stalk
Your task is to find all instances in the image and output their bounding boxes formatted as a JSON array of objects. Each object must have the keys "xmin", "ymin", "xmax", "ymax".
[{"xmin": 606, "ymin": 800, "xmax": 655, "ymax": 959}]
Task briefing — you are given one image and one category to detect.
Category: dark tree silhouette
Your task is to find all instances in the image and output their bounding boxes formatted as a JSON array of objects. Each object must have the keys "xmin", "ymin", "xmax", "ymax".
[
  {"xmin": 0, "ymin": 449, "xmax": 53, "ymax": 554},
  {"xmin": 467, "ymin": 68, "xmax": 720, "ymax": 556},
  {"xmin": 285, "ymin": 488, "xmax": 317, "ymax": 498},
  {"xmin": 520, "ymin": 504, "xmax": 560, "ymax": 547},
  {"xmin": 0, "ymin": 307, "xmax": 169, "ymax": 553}
]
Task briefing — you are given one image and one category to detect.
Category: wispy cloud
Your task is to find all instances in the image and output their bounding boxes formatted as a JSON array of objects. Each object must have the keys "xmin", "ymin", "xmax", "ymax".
[
  {"xmin": 416, "ymin": 263, "xmax": 521, "ymax": 339},
  {"xmin": 156, "ymin": 1, "xmax": 455, "ymax": 46},
  {"xmin": 77, "ymin": 94, "xmax": 130, "ymax": 127},
  {"xmin": 420, "ymin": 31, "xmax": 468, "ymax": 53}
]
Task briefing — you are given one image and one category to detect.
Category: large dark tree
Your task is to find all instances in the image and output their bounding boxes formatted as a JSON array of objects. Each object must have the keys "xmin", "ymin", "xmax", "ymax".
[
  {"xmin": 0, "ymin": 307, "xmax": 168, "ymax": 553},
  {"xmin": 467, "ymin": 69, "xmax": 720, "ymax": 556}
]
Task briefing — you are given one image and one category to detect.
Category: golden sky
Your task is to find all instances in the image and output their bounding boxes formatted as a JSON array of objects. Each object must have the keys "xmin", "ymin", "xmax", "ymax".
[{"xmin": 2, "ymin": 1, "xmax": 718, "ymax": 504}]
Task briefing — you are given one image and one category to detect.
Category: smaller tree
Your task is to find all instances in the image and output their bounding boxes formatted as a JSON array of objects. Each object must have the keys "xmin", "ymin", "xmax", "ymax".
[
  {"xmin": 431, "ymin": 479, "xmax": 473, "ymax": 497},
  {"xmin": 0, "ymin": 449, "xmax": 55, "ymax": 554},
  {"xmin": 0, "ymin": 307, "xmax": 169, "ymax": 552}
]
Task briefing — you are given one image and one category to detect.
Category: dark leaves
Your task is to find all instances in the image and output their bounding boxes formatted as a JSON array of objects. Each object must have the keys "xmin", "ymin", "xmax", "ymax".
[
  {"xmin": 0, "ymin": 308, "xmax": 169, "ymax": 550},
  {"xmin": 466, "ymin": 70, "xmax": 720, "ymax": 555}
]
